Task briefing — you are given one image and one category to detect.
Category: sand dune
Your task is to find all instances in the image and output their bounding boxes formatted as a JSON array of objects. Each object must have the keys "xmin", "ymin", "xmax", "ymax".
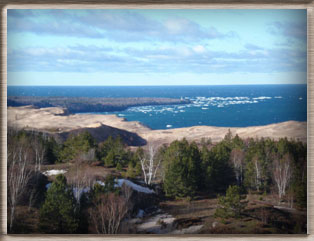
[{"xmin": 7, "ymin": 106, "xmax": 307, "ymax": 146}]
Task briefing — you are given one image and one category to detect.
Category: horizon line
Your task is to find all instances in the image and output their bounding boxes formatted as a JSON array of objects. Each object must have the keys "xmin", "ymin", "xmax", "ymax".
[{"xmin": 7, "ymin": 83, "xmax": 307, "ymax": 87}]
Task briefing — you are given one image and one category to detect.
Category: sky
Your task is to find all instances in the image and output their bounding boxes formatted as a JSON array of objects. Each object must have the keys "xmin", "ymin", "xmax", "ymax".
[{"xmin": 7, "ymin": 9, "xmax": 307, "ymax": 86}]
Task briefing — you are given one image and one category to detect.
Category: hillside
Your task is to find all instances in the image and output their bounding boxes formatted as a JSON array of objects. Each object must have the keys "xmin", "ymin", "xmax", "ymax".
[{"xmin": 8, "ymin": 106, "xmax": 307, "ymax": 146}]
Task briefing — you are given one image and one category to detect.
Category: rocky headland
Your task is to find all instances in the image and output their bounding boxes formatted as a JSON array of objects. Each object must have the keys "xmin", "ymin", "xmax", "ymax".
[{"xmin": 7, "ymin": 96, "xmax": 190, "ymax": 113}]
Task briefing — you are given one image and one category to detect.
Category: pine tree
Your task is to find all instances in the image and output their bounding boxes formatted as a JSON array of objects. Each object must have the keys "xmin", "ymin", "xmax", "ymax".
[
  {"xmin": 60, "ymin": 131, "xmax": 96, "ymax": 162},
  {"xmin": 39, "ymin": 174, "xmax": 79, "ymax": 233},
  {"xmin": 215, "ymin": 185, "xmax": 247, "ymax": 219},
  {"xmin": 201, "ymin": 141, "xmax": 235, "ymax": 192},
  {"xmin": 116, "ymin": 162, "xmax": 123, "ymax": 171},
  {"xmin": 99, "ymin": 136, "xmax": 127, "ymax": 167},
  {"xmin": 163, "ymin": 139, "xmax": 201, "ymax": 198},
  {"xmin": 125, "ymin": 162, "xmax": 137, "ymax": 178}
]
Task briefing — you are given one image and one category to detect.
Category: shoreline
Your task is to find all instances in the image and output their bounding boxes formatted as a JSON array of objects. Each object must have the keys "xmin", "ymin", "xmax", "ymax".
[
  {"xmin": 8, "ymin": 106, "xmax": 307, "ymax": 146},
  {"xmin": 7, "ymin": 96, "xmax": 190, "ymax": 113}
]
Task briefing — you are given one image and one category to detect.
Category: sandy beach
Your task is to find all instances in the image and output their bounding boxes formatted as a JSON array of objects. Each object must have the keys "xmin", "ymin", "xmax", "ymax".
[{"xmin": 8, "ymin": 106, "xmax": 307, "ymax": 146}]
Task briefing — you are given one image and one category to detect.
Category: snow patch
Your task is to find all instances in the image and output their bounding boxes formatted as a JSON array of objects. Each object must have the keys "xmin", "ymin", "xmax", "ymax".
[
  {"xmin": 96, "ymin": 178, "xmax": 154, "ymax": 194},
  {"xmin": 43, "ymin": 169, "xmax": 67, "ymax": 176},
  {"xmin": 171, "ymin": 224, "xmax": 204, "ymax": 234},
  {"xmin": 117, "ymin": 179, "xmax": 155, "ymax": 194},
  {"xmin": 137, "ymin": 213, "xmax": 175, "ymax": 234},
  {"xmin": 136, "ymin": 209, "xmax": 145, "ymax": 218},
  {"xmin": 73, "ymin": 187, "xmax": 90, "ymax": 200}
]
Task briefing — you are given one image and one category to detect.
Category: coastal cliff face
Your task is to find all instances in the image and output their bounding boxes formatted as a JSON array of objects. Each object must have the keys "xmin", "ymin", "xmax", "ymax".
[
  {"xmin": 7, "ymin": 96, "xmax": 190, "ymax": 113},
  {"xmin": 7, "ymin": 106, "xmax": 307, "ymax": 146}
]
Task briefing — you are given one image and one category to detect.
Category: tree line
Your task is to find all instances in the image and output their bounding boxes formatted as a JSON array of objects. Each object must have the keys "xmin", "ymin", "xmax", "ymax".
[
  {"xmin": 7, "ymin": 127, "xmax": 306, "ymax": 233},
  {"xmin": 161, "ymin": 131, "xmax": 306, "ymax": 208}
]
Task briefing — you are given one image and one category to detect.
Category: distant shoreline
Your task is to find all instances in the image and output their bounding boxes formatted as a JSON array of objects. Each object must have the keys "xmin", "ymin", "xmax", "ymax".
[{"xmin": 7, "ymin": 96, "xmax": 190, "ymax": 113}]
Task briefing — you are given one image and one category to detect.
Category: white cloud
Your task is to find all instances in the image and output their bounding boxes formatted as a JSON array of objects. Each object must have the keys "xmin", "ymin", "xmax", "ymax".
[
  {"xmin": 165, "ymin": 19, "xmax": 186, "ymax": 34},
  {"xmin": 193, "ymin": 45, "xmax": 206, "ymax": 54}
]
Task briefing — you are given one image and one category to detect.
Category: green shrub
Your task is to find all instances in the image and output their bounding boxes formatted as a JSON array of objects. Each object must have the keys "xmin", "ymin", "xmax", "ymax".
[
  {"xmin": 125, "ymin": 163, "xmax": 136, "ymax": 178},
  {"xmin": 215, "ymin": 185, "xmax": 247, "ymax": 219},
  {"xmin": 116, "ymin": 163, "xmax": 123, "ymax": 171}
]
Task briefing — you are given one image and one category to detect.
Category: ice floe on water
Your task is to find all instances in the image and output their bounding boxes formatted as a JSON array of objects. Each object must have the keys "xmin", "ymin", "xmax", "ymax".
[
  {"xmin": 193, "ymin": 96, "xmax": 274, "ymax": 106},
  {"xmin": 253, "ymin": 96, "xmax": 272, "ymax": 100},
  {"xmin": 125, "ymin": 95, "xmax": 276, "ymax": 116}
]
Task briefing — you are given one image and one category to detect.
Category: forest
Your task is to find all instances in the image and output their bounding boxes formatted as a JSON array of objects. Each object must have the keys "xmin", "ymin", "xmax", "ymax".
[{"xmin": 7, "ymin": 127, "xmax": 307, "ymax": 234}]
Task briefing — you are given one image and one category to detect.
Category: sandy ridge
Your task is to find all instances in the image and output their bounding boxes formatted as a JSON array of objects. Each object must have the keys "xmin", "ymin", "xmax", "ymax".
[{"xmin": 7, "ymin": 106, "xmax": 307, "ymax": 146}]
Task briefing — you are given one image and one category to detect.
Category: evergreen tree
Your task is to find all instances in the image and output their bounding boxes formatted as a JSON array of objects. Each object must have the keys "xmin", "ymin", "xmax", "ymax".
[
  {"xmin": 201, "ymin": 141, "xmax": 235, "ymax": 192},
  {"xmin": 89, "ymin": 175, "xmax": 118, "ymax": 201},
  {"xmin": 163, "ymin": 139, "xmax": 201, "ymax": 198},
  {"xmin": 231, "ymin": 134, "xmax": 244, "ymax": 149},
  {"xmin": 125, "ymin": 162, "xmax": 141, "ymax": 178},
  {"xmin": 99, "ymin": 136, "xmax": 128, "ymax": 167},
  {"xmin": 44, "ymin": 136, "xmax": 61, "ymax": 164},
  {"xmin": 60, "ymin": 131, "xmax": 96, "ymax": 162},
  {"xmin": 116, "ymin": 163, "xmax": 123, "ymax": 171},
  {"xmin": 215, "ymin": 185, "xmax": 247, "ymax": 219},
  {"xmin": 39, "ymin": 174, "xmax": 79, "ymax": 233}
]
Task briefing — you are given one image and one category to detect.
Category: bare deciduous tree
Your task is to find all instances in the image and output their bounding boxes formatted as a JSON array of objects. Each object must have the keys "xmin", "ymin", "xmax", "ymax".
[
  {"xmin": 78, "ymin": 148, "xmax": 96, "ymax": 162},
  {"xmin": 89, "ymin": 193, "xmax": 130, "ymax": 234},
  {"xmin": 7, "ymin": 142, "xmax": 33, "ymax": 231},
  {"xmin": 28, "ymin": 137, "xmax": 46, "ymax": 210},
  {"xmin": 273, "ymin": 154, "xmax": 292, "ymax": 200},
  {"xmin": 139, "ymin": 145, "xmax": 161, "ymax": 185},
  {"xmin": 32, "ymin": 137, "xmax": 45, "ymax": 172},
  {"xmin": 68, "ymin": 160, "xmax": 95, "ymax": 206},
  {"xmin": 253, "ymin": 155, "xmax": 262, "ymax": 191},
  {"xmin": 230, "ymin": 148, "xmax": 245, "ymax": 185}
]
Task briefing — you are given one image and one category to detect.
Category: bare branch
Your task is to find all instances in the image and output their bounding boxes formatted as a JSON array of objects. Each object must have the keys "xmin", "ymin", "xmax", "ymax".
[{"xmin": 139, "ymin": 144, "xmax": 161, "ymax": 185}]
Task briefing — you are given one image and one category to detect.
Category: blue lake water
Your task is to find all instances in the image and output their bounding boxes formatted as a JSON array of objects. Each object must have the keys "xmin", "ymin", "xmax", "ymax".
[{"xmin": 8, "ymin": 85, "xmax": 307, "ymax": 130}]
